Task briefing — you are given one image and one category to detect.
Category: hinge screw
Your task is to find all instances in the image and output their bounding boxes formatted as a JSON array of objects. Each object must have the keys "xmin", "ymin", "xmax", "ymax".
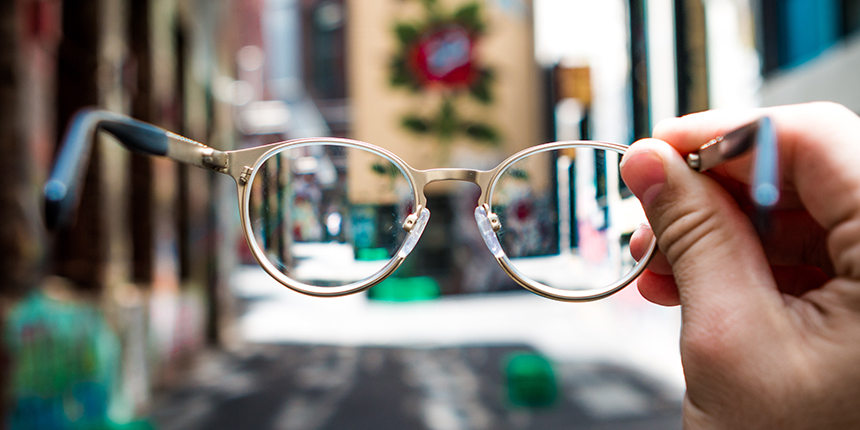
[
  {"xmin": 402, "ymin": 206, "xmax": 424, "ymax": 232},
  {"xmin": 238, "ymin": 166, "xmax": 253, "ymax": 184}
]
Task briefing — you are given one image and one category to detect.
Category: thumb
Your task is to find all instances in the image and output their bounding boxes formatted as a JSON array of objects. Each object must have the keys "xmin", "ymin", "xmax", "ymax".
[{"xmin": 620, "ymin": 138, "xmax": 782, "ymax": 316}]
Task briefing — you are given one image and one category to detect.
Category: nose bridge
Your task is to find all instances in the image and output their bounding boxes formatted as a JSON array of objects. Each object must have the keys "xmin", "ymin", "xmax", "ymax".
[
  {"xmin": 411, "ymin": 168, "xmax": 493, "ymax": 209},
  {"xmin": 418, "ymin": 168, "xmax": 484, "ymax": 186}
]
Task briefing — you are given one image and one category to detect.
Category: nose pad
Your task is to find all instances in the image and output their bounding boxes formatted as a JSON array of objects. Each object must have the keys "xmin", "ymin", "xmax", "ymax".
[
  {"xmin": 398, "ymin": 207, "xmax": 430, "ymax": 258},
  {"xmin": 475, "ymin": 205, "xmax": 505, "ymax": 258}
]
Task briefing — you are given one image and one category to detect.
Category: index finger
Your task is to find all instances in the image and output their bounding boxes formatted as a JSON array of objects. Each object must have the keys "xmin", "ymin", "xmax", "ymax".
[{"xmin": 654, "ymin": 102, "xmax": 860, "ymax": 234}]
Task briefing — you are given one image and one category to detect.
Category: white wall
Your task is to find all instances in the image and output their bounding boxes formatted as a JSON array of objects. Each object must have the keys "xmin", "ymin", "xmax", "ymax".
[{"xmin": 760, "ymin": 33, "xmax": 860, "ymax": 113}]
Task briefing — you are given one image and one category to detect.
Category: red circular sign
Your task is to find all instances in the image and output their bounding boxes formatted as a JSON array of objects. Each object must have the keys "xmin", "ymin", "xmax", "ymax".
[{"xmin": 410, "ymin": 25, "xmax": 476, "ymax": 88}]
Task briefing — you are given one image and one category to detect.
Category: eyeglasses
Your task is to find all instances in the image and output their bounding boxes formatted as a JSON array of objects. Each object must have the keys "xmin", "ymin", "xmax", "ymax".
[{"xmin": 44, "ymin": 109, "xmax": 777, "ymax": 302}]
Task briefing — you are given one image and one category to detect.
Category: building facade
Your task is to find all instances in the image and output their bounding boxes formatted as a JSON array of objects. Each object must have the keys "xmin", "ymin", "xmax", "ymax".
[{"xmin": 1, "ymin": 0, "xmax": 255, "ymax": 425}]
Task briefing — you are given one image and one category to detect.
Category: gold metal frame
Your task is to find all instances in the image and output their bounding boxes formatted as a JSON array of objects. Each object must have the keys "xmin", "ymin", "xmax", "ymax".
[{"xmin": 222, "ymin": 137, "xmax": 657, "ymax": 301}]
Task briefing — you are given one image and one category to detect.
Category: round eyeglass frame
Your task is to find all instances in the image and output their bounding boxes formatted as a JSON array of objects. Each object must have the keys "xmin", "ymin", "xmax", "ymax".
[{"xmin": 230, "ymin": 137, "xmax": 658, "ymax": 302}]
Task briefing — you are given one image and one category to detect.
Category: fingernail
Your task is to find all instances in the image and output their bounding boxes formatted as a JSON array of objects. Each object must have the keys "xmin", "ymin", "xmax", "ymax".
[{"xmin": 621, "ymin": 150, "xmax": 666, "ymax": 207}]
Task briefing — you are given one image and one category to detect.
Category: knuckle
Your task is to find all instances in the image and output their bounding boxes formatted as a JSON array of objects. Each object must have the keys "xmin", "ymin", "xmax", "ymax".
[
  {"xmin": 655, "ymin": 202, "xmax": 724, "ymax": 268},
  {"xmin": 830, "ymin": 216, "xmax": 860, "ymax": 280}
]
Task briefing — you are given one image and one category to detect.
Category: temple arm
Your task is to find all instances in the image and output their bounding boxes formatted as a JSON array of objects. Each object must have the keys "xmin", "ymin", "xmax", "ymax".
[
  {"xmin": 44, "ymin": 108, "xmax": 228, "ymax": 229},
  {"xmin": 685, "ymin": 116, "xmax": 779, "ymax": 208}
]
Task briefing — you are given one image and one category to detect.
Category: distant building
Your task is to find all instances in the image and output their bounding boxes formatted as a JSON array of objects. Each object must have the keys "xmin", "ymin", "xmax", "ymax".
[{"xmin": 755, "ymin": 0, "xmax": 860, "ymax": 112}]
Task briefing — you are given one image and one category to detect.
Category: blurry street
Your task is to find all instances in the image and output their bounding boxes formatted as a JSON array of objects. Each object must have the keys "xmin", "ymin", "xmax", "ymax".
[
  {"xmin": 152, "ymin": 266, "xmax": 684, "ymax": 430},
  {"xmin": 152, "ymin": 344, "xmax": 681, "ymax": 430},
  {"xmin": 3, "ymin": 0, "xmax": 858, "ymax": 428}
]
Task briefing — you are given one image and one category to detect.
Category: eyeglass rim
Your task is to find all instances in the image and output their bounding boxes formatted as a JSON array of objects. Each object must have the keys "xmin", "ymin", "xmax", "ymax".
[
  {"xmin": 231, "ymin": 137, "xmax": 656, "ymax": 301},
  {"xmin": 235, "ymin": 137, "xmax": 421, "ymax": 297},
  {"xmin": 478, "ymin": 139, "xmax": 629, "ymax": 206},
  {"xmin": 494, "ymin": 220, "xmax": 657, "ymax": 302},
  {"xmin": 480, "ymin": 141, "xmax": 656, "ymax": 301}
]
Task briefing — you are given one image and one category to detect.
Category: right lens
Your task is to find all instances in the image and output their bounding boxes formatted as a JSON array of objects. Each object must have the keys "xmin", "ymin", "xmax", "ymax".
[
  {"xmin": 246, "ymin": 141, "xmax": 416, "ymax": 289},
  {"xmin": 489, "ymin": 145, "xmax": 647, "ymax": 294}
]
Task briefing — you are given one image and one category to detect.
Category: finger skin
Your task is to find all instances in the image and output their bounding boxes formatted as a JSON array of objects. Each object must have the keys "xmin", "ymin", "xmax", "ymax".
[
  {"xmin": 623, "ymin": 103, "xmax": 860, "ymax": 429},
  {"xmin": 630, "ymin": 224, "xmax": 673, "ymax": 275},
  {"xmin": 636, "ymin": 270, "xmax": 680, "ymax": 306},
  {"xmin": 760, "ymin": 210, "xmax": 833, "ymax": 276},
  {"xmin": 630, "ymin": 225, "xmax": 679, "ymax": 305},
  {"xmin": 629, "ymin": 212, "xmax": 831, "ymax": 300}
]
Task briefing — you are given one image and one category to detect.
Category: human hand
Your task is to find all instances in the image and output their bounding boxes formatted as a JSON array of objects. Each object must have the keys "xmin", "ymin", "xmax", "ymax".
[{"xmin": 620, "ymin": 102, "xmax": 860, "ymax": 429}]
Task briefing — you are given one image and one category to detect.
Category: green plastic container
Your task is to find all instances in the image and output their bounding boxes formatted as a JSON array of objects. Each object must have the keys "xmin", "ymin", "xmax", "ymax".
[
  {"xmin": 368, "ymin": 276, "xmax": 440, "ymax": 302},
  {"xmin": 504, "ymin": 352, "xmax": 558, "ymax": 408},
  {"xmin": 355, "ymin": 247, "xmax": 391, "ymax": 261}
]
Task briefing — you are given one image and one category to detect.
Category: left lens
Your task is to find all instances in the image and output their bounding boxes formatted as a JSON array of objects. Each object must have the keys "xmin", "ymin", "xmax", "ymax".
[
  {"xmin": 488, "ymin": 145, "xmax": 647, "ymax": 294},
  {"xmin": 246, "ymin": 141, "xmax": 416, "ymax": 290}
]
